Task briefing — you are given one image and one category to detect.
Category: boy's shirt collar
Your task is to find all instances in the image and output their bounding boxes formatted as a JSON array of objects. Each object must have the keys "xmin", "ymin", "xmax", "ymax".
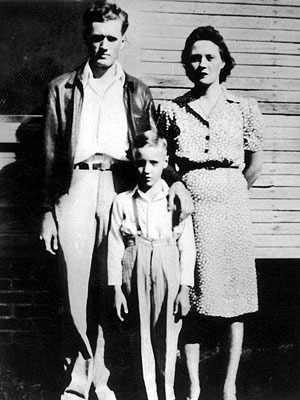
[{"xmin": 130, "ymin": 179, "xmax": 169, "ymax": 203}]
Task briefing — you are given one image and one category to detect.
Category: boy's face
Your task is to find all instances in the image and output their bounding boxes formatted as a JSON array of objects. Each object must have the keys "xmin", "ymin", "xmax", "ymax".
[{"xmin": 134, "ymin": 145, "xmax": 168, "ymax": 191}]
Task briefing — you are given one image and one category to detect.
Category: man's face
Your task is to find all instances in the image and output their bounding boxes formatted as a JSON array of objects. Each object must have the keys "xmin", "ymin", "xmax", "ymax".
[
  {"xmin": 134, "ymin": 146, "xmax": 168, "ymax": 192},
  {"xmin": 86, "ymin": 19, "xmax": 125, "ymax": 71}
]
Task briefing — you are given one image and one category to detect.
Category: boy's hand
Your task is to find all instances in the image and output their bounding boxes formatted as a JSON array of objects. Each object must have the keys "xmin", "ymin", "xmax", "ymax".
[
  {"xmin": 174, "ymin": 285, "xmax": 190, "ymax": 317},
  {"xmin": 114, "ymin": 286, "xmax": 128, "ymax": 321},
  {"xmin": 168, "ymin": 182, "xmax": 194, "ymax": 221}
]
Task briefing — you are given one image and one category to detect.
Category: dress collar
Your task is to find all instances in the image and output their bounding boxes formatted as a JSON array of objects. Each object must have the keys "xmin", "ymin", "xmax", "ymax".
[
  {"xmin": 223, "ymin": 88, "xmax": 241, "ymax": 103},
  {"xmin": 174, "ymin": 85, "xmax": 241, "ymax": 107}
]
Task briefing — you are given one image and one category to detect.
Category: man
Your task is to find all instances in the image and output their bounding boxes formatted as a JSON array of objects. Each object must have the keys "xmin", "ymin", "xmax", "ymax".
[{"xmin": 40, "ymin": 2, "xmax": 193, "ymax": 400}]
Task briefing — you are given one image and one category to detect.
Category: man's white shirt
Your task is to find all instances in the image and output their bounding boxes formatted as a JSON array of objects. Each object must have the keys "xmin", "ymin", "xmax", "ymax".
[{"xmin": 74, "ymin": 61, "xmax": 129, "ymax": 163}]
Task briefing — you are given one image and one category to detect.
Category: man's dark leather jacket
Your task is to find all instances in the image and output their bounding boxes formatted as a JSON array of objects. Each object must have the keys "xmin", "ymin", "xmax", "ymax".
[{"xmin": 43, "ymin": 64, "xmax": 159, "ymax": 207}]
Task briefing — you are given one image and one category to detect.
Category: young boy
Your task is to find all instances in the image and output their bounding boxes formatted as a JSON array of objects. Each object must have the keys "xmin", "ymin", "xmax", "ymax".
[{"xmin": 107, "ymin": 130, "xmax": 196, "ymax": 400}]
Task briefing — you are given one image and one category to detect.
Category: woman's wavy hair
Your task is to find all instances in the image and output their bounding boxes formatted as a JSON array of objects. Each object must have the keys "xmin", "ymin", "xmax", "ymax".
[
  {"xmin": 82, "ymin": 1, "xmax": 129, "ymax": 39},
  {"xmin": 181, "ymin": 26, "xmax": 235, "ymax": 84}
]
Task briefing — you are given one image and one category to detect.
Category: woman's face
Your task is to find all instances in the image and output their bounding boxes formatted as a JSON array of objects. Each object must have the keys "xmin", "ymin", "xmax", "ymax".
[{"xmin": 189, "ymin": 40, "xmax": 225, "ymax": 86}]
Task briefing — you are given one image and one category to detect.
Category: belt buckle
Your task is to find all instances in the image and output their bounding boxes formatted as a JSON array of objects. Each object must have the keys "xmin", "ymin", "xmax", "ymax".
[
  {"xmin": 91, "ymin": 160, "xmax": 108, "ymax": 170},
  {"xmin": 101, "ymin": 159, "xmax": 111, "ymax": 170},
  {"xmin": 206, "ymin": 165, "xmax": 216, "ymax": 170},
  {"xmin": 92, "ymin": 162, "xmax": 102, "ymax": 170}
]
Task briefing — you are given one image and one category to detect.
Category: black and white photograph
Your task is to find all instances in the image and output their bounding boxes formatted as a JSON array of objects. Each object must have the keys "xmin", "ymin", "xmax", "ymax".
[{"xmin": 0, "ymin": 1, "xmax": 299, "ymax": 399}]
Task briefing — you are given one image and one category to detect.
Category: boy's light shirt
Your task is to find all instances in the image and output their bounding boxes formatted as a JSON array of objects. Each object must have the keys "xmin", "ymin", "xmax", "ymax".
[{"xmin": 107, "ymin": 179, "xmax": 196, "ymax": 286}]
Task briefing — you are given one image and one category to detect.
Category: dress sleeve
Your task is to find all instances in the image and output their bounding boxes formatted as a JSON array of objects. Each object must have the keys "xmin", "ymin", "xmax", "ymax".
[
  {"xmin": 242, "ymin": 97, "xmax": 263, "ymax": 152},
  {"xmin": 156, "ymin": 101, "xmax": 180, "ymax": 142},
  {"xmin": 157, "ymin": 101, "xmax": 181, "ymax": 170}
]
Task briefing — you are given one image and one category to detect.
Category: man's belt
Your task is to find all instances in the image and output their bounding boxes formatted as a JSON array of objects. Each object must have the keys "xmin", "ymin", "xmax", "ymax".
[
  {"xmin": 74, "ymin": 161, "xmax": 113, "ymax": 171},
  {"xmin": 176, "ymin": 157, "xmax": 239, "ymax": 173},
  {"xmin": 74, "ymin": 154, "xmax": 126, "ymax": 171}
]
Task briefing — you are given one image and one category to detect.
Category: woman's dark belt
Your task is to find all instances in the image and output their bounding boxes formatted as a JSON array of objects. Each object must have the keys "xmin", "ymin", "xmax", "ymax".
[{"xmin": 176, "ymin": 157, "xmax": 239, "ymax": 174}]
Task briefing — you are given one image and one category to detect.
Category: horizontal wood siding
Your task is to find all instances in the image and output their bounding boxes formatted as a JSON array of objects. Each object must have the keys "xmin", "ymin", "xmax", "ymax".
[
  {"xmin": 138, "ymin": 0, "xmax": 300, "ymax": 258},
  {"xmin": 0, "ymin": 0, "xmax": 299, "ymax": 259}
]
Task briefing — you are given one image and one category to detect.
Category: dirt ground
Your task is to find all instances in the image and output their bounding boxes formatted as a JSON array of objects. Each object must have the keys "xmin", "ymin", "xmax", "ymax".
[
  {"xmin": 0, "ymin": 341, "xmax": 299, "ymax": 400},
  {"xmin": 1, "ymin": 262, "xmax": 299, "ymax": 400}
]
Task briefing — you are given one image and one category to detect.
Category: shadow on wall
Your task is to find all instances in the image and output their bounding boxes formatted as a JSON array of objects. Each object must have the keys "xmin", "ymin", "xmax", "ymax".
[
  {"xmin": 0, "ymin": 2, "xmax": 89, "ymax": 394},
  {"xmin": 0, "ymin": 58, "xmax": 67, "ymax": 397},
  {"xmin": 0, "ymin": 0, "xmax": 88, "ymax": 115},
  {"xmin": 0, "ymin": 107, "xmax": 67, "ymax": 395}
]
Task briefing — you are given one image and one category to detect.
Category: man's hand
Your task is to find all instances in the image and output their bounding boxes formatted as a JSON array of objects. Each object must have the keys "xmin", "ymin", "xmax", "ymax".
[
  {"xmin": 168, "ymin": 181, "xmax": 194, "ymax": 221},
  {"xmin": 40, "ymin": 211, "xmax": 58, "ymax": 255},
  {"xmin": 114, "ymin": 286, "xmax": 128, "ymax": 321},
  {"xmin": 174, "ymin": 285, "xmax": 190, "ymax": 317}
]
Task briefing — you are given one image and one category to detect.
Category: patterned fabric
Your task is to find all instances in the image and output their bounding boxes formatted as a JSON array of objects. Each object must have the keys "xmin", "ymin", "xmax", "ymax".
[{"xmin": 157, "ymin": 88, "xmax": 263, "ymax": 318}]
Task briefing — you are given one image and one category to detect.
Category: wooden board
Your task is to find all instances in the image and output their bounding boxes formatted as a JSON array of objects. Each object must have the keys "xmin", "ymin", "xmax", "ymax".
[
  {"xmin": 147, "ymin": 0, "xmax": 300, "ymax": 6},
  {"xmin": 141, "ymin": 63, "xmax": 300, "ymax": 80},
  {"xmin": 142, "ymin": 51, "xmax": 300, "ymax": 68},
  {"xmin": 142, "ymin": 1, "xmax": 300, "ymax": 19},
  {"xmin": 146, "ymin": 75, "xmax": 300, "ymax": 91},
  {"xmin": 140, "ymin": 25, "xmax": 300, "ymax": 44},
  {"xmin": 141, "ymin": 37, "xmax": 300, "ymax": 55},
  {"xmin": 140, "ymin": 13, "xmax": 300, "ymax": 31}
]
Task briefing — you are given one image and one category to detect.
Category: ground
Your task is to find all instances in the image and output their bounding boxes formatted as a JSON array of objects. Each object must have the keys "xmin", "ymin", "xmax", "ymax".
[
  {"xmin": 1, "ymin": 261, "xmax": 299, "ymax": 399},
  {"xmin": 0, "ymin": 341, "xmax": 299, "ymax": 400}
]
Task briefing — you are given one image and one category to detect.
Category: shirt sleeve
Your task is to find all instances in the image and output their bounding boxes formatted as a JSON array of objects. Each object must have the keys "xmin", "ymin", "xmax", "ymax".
[
  {"xmin": 176, "ymin": 215, "xmax": 196, "ymax": 286},
  {"xmin": 242, "ymin": 97, "xmax": 263, "ymax": 152},
  {"xmin": 107, "ymin": 195, "xmax": 126, "ymax": 286}
]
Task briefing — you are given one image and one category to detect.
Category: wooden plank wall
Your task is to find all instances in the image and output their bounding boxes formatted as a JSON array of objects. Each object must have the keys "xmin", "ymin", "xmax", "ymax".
[
  {"xmin": 134, "ymin": 0, "xmax": 300, "ymax": 259},
  {"xmin": 0, "ymin": 0, "xmax": 299, "ymax": 259}
]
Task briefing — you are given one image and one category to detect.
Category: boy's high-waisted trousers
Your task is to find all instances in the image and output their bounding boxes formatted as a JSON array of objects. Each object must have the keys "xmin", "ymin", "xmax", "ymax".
[{"xmin": 122, "ymin": 235, "xmax": 182, "ymax": 400}]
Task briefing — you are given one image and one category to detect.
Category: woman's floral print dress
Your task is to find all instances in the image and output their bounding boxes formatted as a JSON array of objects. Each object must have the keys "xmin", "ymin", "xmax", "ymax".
[{"xmin": 157, "ymin": 88, "xmax": 263, "ymax": 317}]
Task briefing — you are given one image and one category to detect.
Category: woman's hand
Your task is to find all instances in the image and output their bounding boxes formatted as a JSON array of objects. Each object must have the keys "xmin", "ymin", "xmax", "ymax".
[
  {"xmin": 40, "ymin": 211, "xmax": 58, "ymax": 255},
  {"xmin": 174, "ymin": 285, "xmax": 190, "ymax": 317},
  {"xmin": 114, "ymin": 286, "xmax": 128, "ymax": 321},
  {"xmin": 168, "ymin": 181, "xmax": 194, "ymax": 221}
]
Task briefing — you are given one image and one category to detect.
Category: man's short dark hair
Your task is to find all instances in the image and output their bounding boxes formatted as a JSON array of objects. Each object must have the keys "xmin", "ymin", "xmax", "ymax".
[
  {"xmin": 182, "ymin": 25, "xmax": 235, "ymax": 84},
  {"xmin": 83, "ymin": 1, "xmax": 129, "ymax": 36}
]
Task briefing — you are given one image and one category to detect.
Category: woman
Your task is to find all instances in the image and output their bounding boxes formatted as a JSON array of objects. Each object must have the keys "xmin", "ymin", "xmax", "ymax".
[{"xmin": 157, "ymin": 26, "xmax": 263, "ymax": 400}]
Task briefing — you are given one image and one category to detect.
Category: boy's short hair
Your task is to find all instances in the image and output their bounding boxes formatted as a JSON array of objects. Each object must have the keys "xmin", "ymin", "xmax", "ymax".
[{"xmin": 133, "ymin": 130, "xmax": 168, "ymax": 156}]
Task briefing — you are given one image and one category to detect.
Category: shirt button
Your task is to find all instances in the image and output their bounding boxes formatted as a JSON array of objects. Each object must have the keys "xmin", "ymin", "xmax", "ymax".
[
  {"xmin": 204, "ymin": 149, "xmax": 209, "ymax": 153},
  {"xmin": 205, "ymin": 135, "xmax": 210, "ymax": 140}
]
